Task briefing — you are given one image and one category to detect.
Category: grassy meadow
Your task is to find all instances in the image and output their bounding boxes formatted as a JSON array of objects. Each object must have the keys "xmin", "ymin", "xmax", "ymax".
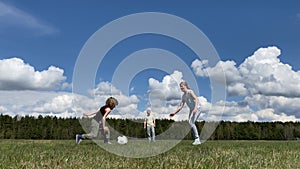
[{"xmin": 1, "ymin": 139, "xmax": 300, "ymax": 169}]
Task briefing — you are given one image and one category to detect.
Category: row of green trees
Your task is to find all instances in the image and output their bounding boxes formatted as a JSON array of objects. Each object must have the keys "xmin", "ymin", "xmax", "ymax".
[
  {"xmin": 1, "ymin": 114, "xmax": 300, "ymax": 140},
  {"xmin": 0, "ymin": 115, "xmax": 83, "ymax": 139}
]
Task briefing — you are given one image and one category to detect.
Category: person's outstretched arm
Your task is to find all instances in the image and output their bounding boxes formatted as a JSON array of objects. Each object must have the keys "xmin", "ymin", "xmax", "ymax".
[{"xmin": 169, "ymin": 101, "xmax": 185, "ymax": 118}]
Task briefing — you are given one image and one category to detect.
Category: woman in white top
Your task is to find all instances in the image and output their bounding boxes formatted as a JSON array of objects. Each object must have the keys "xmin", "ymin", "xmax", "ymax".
[{"xmin": 169, "ymin": 81, "xmax": 201, "ymax": 145}]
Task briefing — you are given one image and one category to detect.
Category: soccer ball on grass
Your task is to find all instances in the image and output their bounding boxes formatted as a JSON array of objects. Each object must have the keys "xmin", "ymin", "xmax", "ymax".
[{"xmin": 117, "ymin": 136, "xmax": 128, "ymax": 144}]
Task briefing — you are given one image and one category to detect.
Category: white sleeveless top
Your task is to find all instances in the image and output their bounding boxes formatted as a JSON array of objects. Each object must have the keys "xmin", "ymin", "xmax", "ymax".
[{"xmin": 182, "ymin": 89, "xmax": 199, "ymax": 110}]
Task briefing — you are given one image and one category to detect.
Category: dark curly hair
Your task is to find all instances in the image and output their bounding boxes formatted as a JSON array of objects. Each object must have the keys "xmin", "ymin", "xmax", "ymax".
[{"xmin": 106, "ymin": 97, "xmax": 118, "ymax": 109}]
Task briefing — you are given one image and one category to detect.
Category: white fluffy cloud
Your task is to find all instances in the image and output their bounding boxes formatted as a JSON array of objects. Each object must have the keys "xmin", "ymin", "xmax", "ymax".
[
  {"xmin": 147, "ymin": 71, "xmax": 183, "ymax": 119},
  {"xmin": 191, "ymin": 46, "xmax": 300, "ymax": 121},
  {"xmin": 239, "ymin": 46, "xmax": 300, "ymax": 97},
  {"xmin": 0, "ymin": 58, "xmax": 67, "ymax": 90},
  {"xmin": 1, "ymin": 46, "xmax": 299, "ymax": 122},
  {"xmin": 245, "ymin": 94, "xmax": 300, "ymax": 119},
  {"xmin": 148, "ymin": 70, "xmax": 182, "ymax": 103},
  {"xmin": 33, "ymin": 95, "xmax": 73, "ymax": 113},
  {"xmin": 256, "ymin": 109, "xmax": 298, "ymax": 122},
  {"xmin": 0, "ymin": 90, "xmax": 96, "ymax": 118},
  {"xmin": 192, "ymin": 46, "xmax": 300, "ymax": 97}
]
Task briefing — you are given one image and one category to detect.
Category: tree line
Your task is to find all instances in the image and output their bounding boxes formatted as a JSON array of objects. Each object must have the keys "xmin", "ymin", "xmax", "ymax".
[{"xmin": 1, "ymin": 114, "xmax": 300, "ymax": 140}]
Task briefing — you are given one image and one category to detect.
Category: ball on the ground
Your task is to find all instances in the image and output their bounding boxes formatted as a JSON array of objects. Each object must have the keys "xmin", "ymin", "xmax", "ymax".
[{"xmin": 117, "ymin": 136, "xmax": 128, "ymax": 144}]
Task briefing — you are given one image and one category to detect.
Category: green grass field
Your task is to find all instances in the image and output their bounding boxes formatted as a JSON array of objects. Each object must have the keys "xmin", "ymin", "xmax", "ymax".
[{"xmin": 1, "ymin": 139, "xmax": 300, "ymax": 169}]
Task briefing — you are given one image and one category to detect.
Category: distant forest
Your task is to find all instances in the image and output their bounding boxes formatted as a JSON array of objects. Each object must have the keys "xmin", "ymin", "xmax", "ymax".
[{"xmin": 1, "ymin": 114, "xmax": 300, "ymax": 140}]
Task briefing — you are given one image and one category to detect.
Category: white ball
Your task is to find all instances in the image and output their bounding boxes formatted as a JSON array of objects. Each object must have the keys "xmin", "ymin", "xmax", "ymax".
[{"xmin": 117, "ymin": 136, "xmax": 128, "ymax": 144}]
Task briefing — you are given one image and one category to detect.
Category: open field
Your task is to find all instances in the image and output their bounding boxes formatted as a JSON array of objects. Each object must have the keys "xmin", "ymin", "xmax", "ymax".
[{"xmin": 1, "ymin": 139, "xmax": 300, "ymax": 169}]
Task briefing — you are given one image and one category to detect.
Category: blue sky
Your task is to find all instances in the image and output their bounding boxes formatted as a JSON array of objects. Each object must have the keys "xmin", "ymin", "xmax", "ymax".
[{"xmin": 1, "ymin": 0, "xmax": 300, "ymax": 122}]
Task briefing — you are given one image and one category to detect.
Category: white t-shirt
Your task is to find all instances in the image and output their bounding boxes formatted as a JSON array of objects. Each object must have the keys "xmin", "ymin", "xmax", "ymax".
[{"xmin": 145, "ymin": 114, "xmax": 155, "ymax": 126}]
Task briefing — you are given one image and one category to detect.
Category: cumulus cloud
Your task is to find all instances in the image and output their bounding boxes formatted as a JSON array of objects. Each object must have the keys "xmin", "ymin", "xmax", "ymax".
[
  {"xmin": 0, "ymin": 57, "xmax": 67, "ymax": 90},
  {"xmin": 193, "ymin": 46, "xmax": 300, "ymax": 97},
  {"xmin": 227, "ymin": 83, "xmax": 248, "ymax": 96},
  {"xmin": 0, "ymin": 105, "xmax": 8, "ymax": 112},
  {"xmin": 0, "ymin": 1, "xmax": 59, "ymax": 35},
  {"xmin": 191, "ymin": 46, "xmax": 300, "ymax": 121},
  {"xmin": 2, "ymin": 46, "xmax": 299, "ymax": 122},
  {"xmin": 191, "ymin": 59, "xmax": 208, "ymax": 77},
  {"xmin": 33, "ymin": 95, "xmax": 73, "ymax": 113},
  {"xmin": 0, "ymin": 90, "xmax": 96, "ymax": 118},
  {"xmin": 239, "ymin": 46, "xmax": 300, "ymax": 97},
  {"xmin": 148, "ymin": 70, "xmax": 182, "ymax": 102},
  {"xmin": 245, "ymin": 94, "xmax": 300, "ymax": 119},
  {"xmin": 148, "ymin": 71, "xmax": 183, "ymax": 115},
  {"xmin": 256, "ymin": 109, "xmax": 298, "ymax": 122}
]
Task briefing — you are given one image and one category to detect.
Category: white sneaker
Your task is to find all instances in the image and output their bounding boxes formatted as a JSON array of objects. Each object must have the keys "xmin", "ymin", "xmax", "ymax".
[
  {"xmin": 104, "ymin": 141, "xmax": 112, "ymax": 144},
  {"xmin": 192, "ymin": 139, "xmax": 201, "ymax": 145}
]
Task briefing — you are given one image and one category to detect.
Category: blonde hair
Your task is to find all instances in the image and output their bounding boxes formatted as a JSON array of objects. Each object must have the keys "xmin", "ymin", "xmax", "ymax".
[
  {"xmin": 106, "ymin": 97, "xmax": 118, "ymax": 109},
  {"xmin": 180, "ymin": 81, "xmax": 190, "ymax": 89}
]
